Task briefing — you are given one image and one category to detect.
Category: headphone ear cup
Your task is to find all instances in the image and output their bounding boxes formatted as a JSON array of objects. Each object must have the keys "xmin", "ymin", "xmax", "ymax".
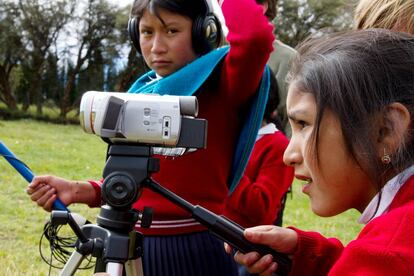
[
  {"xmin": 192, "ymin": 14, "xmax": 222, "ymax": 55},
  {"xmin": 204, "ymin": 14, "xmax": 222, "ymax": 49},
  {"xmin": 128, "ymin": 17, "xmax": 141, "ymax": 55}
]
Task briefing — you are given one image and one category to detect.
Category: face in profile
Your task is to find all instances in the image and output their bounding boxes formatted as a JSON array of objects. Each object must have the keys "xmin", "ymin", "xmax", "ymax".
[
  {"xmin": 283, "ymin": 83, "xmax": 376, "ymax": 216},
  {"xmin": 139, "ymin": 8, "xmax": 198, "ymax": 77}
]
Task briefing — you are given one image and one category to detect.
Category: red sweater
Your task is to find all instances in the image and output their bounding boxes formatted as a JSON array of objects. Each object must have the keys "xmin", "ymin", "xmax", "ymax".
[
  {"xmin": 288, "ymin": 175, "xmax": 414, "ymax": 275},
  {"xmin": 100, "ymin": 0, "xmax": 273, "ymax": 235},
  {"xmin": 223, "ymin": 131, "xmax": 294, "ymax": 227}
]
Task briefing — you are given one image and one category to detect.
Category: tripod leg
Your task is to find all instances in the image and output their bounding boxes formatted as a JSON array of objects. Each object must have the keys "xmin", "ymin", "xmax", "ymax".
[
  {"xmin": 59, "ymin": 251, "xmax": 86, "ymax": 276},
  {"xmin": 125, "ymin": 259, "xmax": 144, "ymax": 276},
  {"xmin": 107, "ymin": 262, "xmax": 124, "ymax": 276}
]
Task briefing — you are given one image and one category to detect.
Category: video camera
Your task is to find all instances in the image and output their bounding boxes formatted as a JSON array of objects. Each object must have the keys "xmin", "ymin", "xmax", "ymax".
[{"xmin": 79, "ymin": 91, "xmax": 207, "ymax": 150}]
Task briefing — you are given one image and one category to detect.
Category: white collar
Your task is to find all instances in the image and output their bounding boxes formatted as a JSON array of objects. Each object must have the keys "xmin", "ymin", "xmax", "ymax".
[
  {"xmin": 146, "ymin": 73, "xmax": 163, "ymax": 85},
  {"xmin": 256, "ymin": 123, "xmax": 278, "ymax": 141},
  {"xmin": 358, "ymin": 164, "xmax": 414, "ymax": 224}
]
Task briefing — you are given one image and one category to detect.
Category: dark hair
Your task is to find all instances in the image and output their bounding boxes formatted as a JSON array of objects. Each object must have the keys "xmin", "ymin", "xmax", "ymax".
[
  {"xmin": 264, "ymin": 69, "xmax": 283, "ymax": 131},
  {"xmin": 131, "ymin": 0, "xmax": 207, "ymax": 24},
  {"xmin": 289, "ymin": 28, "xmax": 414, "ymax": 188},
  {"xmin": 255, "ymin": 0, "xmax": 278, "ymax": 21}
]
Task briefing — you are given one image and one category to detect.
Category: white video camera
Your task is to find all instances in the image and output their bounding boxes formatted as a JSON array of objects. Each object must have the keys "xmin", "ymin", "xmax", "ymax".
[{"xmin": 80, "ymin": 91, "xmax": 207, "ymax": 149}]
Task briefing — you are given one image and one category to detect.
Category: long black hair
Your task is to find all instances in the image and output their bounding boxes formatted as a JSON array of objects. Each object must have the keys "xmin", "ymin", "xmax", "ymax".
[{"xmin": 264, "ymin": 69, "xmax": 283, "ymax": 132}]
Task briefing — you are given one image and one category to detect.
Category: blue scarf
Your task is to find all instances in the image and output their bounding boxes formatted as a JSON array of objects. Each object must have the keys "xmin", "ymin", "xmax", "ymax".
[{"xmin": 127, "ymin": 46, "xmax": 270, "ymax": 194}]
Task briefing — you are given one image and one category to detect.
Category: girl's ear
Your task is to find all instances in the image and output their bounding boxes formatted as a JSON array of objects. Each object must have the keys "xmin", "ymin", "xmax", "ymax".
[{"xmin": 377, "ymin": 102, "xmax": 411, "ymax": 157}]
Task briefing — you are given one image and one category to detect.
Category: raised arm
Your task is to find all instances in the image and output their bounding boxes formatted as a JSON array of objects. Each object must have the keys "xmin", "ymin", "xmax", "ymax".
[{"xmin": 220, "ymin": 0, "xmax": 275, "ymax": 104}]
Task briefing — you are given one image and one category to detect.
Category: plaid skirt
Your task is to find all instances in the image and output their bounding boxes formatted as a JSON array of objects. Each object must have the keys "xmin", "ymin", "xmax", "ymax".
[{"xmin": 140, "ymin": 231, "xmax": 239, "ymax": 276}]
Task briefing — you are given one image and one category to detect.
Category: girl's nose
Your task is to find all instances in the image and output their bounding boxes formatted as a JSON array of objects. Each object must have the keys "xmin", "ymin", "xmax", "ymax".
[
  {"xmin": 283, "ymin": 135, "xmax": 302, "ymax": 167},
  {"xmin": 151, "ymin": 33, "xmax": 167, "ymax": 54}
]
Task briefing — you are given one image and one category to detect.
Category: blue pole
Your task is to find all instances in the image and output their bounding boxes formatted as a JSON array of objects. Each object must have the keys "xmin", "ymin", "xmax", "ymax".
[{"xmin": 0, "ymin": 141, "xmax": 69, "ymax": 211}]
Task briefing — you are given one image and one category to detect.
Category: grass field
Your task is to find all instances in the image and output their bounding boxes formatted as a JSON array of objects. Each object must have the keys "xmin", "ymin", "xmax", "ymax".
[{"xmin": 0, "ymin": 119, "xmax": 363, "ymax": 275}]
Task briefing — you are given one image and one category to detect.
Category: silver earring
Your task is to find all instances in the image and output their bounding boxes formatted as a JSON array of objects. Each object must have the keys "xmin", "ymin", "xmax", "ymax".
[{"xmin": 381, "ymin": 148, "xmax": 391, "ymax": 164}]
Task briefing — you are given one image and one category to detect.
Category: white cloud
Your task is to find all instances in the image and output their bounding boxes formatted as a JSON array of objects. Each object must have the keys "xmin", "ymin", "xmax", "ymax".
[{"xmin": 106, "ymin": 0, "xmax": 130, "ymax": 8}]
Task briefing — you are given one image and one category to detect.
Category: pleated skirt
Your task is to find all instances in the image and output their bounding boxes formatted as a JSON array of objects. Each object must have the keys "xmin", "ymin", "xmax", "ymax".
[{"xmin": 141, "ymin": 231, "xmax": 239, "ymax": 276}]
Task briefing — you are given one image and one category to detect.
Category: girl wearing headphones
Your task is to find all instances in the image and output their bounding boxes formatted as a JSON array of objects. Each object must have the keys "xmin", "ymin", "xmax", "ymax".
[
  {"xmin": 27, "ymin": 0, "xmax": 274, "ymax": 275},
  {"xmin": 229, "ymin": 28, "xmax": 414, "ymax": 275}
]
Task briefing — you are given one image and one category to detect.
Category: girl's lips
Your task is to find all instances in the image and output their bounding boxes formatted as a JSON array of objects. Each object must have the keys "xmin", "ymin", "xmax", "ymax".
[
  {"xmin": 295, "ymin": 174, "xmax": 311, "ymax": 182},
  {"xmin": 302, "ymin": 181, "xmax": 312, "ymax": 194},
  {"xmin": 152, "ymin": 60, "xmax": 170, "ymax": 67},
  {"xmin": 295, "ymin": 175, "xmax": 312, "ymax": 194}
]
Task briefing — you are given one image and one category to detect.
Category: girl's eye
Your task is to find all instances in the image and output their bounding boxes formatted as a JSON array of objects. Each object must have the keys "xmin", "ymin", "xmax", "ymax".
[
  {"xmin": 167, "ymin": 28, "xmax": 178, "ymax": 34},
  {"xmin": 296, "ymin": 120, "xmax": 309, "ymax": 130},
  {"xmin": 140, "ymin": 29, "xmax": 152, "ymax": 37}
]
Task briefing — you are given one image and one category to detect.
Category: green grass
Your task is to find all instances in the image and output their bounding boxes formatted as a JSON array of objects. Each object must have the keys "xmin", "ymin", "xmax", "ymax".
[
  {"xmin": 283, "ymin": 184, "xmax": 363, "ymax": 244},
  {"xmin": 0, "ymin": 119, "xmax": 105, "ymax": 275},
  {"xmin": 0, "ymin": 119, "xmax": 363, "ymax": 275}
]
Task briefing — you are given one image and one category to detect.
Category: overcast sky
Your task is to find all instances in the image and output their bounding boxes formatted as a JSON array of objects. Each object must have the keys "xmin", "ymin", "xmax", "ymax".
[{"xmin": 107, "ymin": 0, "xmax": 130, "ymax": 8}]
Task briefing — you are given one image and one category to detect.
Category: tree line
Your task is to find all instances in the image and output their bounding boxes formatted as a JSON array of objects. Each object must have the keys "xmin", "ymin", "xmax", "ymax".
[{"xmin": 0, "ymin": 0, "xmax": 354, "ymax": 122}]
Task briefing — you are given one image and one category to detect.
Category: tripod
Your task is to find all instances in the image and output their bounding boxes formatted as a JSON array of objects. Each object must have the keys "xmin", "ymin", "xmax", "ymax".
[
  {"xmin": 52, "ymin": 144, "xmax": 292, "ymax": 276},
  {"xmin": 53, "ymin": 144, "xmax": 155, "ymax": 276}
]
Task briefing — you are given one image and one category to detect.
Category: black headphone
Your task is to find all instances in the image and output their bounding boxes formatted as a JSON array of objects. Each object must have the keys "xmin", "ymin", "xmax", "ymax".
[{"xmin": 127, "ymin": 0, "xmax": 222, "ymax": 56}]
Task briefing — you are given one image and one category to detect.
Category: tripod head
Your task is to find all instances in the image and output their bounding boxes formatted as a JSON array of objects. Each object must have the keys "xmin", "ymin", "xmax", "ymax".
[{"xmin": 97, "ymin": 144, "xmax": 157, "ymax": 232}]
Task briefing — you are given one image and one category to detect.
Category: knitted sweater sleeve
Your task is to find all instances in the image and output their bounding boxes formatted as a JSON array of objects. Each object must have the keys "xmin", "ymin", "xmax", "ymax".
[
  {"xmin": 87, "ymin": 179, "xmax": 102, "ymax": 207},
  {"xmin": 328, "ymin": 207, "xmax": 414, "ymax": 275},
  {"xmin": 220, "ymin": 0, "xmax": 274, "ymax": 105},
  {"xmin": 288, "ymin": 201, "xmax": 414, "ymax": 275},
  {"xmin": 288, "ymin": 227, "xmax": 344, "ymax": 276},
  {"xmin": 328, "ymin": 241, "xmax": 413, "ymax": 276}
]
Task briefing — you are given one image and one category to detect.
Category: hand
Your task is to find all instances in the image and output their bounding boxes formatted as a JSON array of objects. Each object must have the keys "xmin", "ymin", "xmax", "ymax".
[
  {"xmin": 225, "ymin": 225, "xmax": 298, "ymax": 275},
  {"xmin": 27, "ymin": 175, "xmax": 75, "ymax": 211}
]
